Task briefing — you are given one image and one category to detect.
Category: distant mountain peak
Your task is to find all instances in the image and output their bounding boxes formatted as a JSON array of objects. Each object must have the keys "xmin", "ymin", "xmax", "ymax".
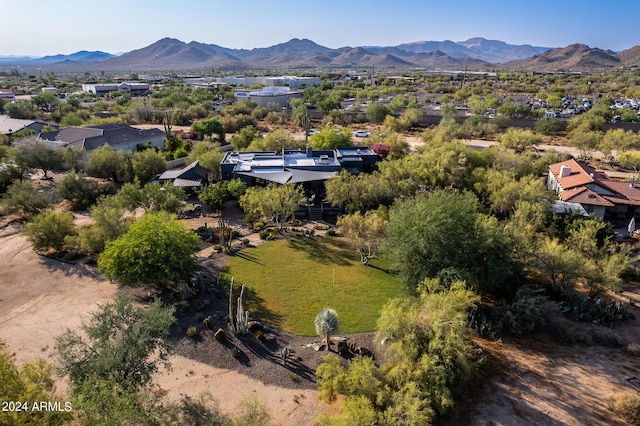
[{"xmin": 3, "ymin": 36, "xmax": 639, "ymax": 72}]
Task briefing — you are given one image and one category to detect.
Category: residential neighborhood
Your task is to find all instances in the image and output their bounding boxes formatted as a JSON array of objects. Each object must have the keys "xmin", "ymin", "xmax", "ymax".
[{"xmin": 3, "ymin": 5, "xmax": 640, "ymax": 424}]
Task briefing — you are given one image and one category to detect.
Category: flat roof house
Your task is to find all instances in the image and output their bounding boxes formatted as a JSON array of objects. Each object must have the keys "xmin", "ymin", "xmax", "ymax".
[
  {"xmin": 220, "ymin": 146, "xmax": 378, "ymax": 219},
  {"xmin": 233, "ymin": 86, "xmax": 303, "ymax": 107},
  {"xmin": 547, "ymin": 158, "xmax": 640, "ymax": 222},
  {"xmin": 81, "ymin": 82, "xmax": 150, "ymax": 97}
]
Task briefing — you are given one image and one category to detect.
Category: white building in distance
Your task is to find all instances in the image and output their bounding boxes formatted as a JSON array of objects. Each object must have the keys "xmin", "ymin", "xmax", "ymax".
[{"xmin": 234, "ymin": 86, "xmax": 303, "ymax": 107}]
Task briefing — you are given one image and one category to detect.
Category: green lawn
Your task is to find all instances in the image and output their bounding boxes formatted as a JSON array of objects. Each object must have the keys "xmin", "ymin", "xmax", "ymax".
[{"xmin": 221, "ymin": 237, "xmax": 407, "ymax": 336}]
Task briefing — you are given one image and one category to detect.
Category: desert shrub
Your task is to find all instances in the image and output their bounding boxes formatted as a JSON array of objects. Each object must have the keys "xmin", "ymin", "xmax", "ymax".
[
  {"xmin": 1, "ymin": 180, "xmax": 51, "ymax": 217},
  {"xmin": 468, "ymin": 303, "xmax": 503, "ymax": 340},
  {"xmin": 242, "ymin": 238, "xmax": 250, "ymax": 245},
  {"xmin": 253, "ymin": 221, "xmax": 265, "ymax": 229},
  {"xmin": 194, "ymin": 312, "xmax": 205, "ymax": 323},
  {"xmin": 501, "ymin": 286, "xmax": 557, "ymax": 336},
  {"xmin": 561, "ymin": 291, "xmax": 631, "ymax": 327},
  {"xmin": 258, "ymin": 228, "xmax": 277, "ymax": 240},
  {"xmin": 591, "ymin": 330, "xmax": 622, "ymax": 347},
  {"xmin": 611, "ymin": 392, "xmax": 640, "ymax": 425},
  {"xmin": 469, "ymin": 286, "xmax": 556, "ymax": 339},
  {"xmin": 23, "ymin": 210, "xmax": 75, "ymax": 252},
  {"xmin": 186, "ymin": 326, "xmax": 198, "ymax": 337},
  {"xmin": 233, "ymin": 396, "xmax": 272, "ymax": 426},
  {"xmin": 625, "ymin": 343, "xmax": 640, "ymax": 357},
  {"xmin": 326, "ymin": 229, "xmax": 337, "ymax": 236}
]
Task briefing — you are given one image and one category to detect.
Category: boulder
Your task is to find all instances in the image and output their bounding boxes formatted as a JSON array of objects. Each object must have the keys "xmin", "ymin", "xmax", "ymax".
[
  {"xmin": 357, "ymin": 346, "xmax": 373, "ymax": 358},
  {"xmin": 247, "ymin": 320, "xmax": 264, "ymax": 332},
  {"xmin": 337, "ymin": 341, "xmax": 349, "ymax": 356},
  {"xmin": 214, "ymin": 328, "xmax": 227, "ymax": 343},
  {"xmin": 263, "ymin": 333, "xmax": 277, "ymax": 344}
]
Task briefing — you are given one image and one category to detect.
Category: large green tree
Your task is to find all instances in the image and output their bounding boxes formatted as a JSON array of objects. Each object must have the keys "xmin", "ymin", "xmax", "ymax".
[
  {"xmin": 309, "ymin": 126, "xmax": 352, "ymax": 150},
  {"xmin": 56, "ymin": 297, "xmax": 176, "ymax": 424},
  {"xmin": 14, "ymin": 141, "xmax": 64, "ymax": 179},
  {"xmin": 98, "ymin": 212, "xmax": 200, "ymax": 286},
  {"xmin": 384, "ymin": 190, "xmax": 512, "ymax": 295},
  {"xmin": 188, "ymin": 141, "xmax": 224, "ymax": 179},
  {"xmin": 87, "ymin": 144, "xmax": 129, "ymax": 181},
  {"xmin": 191, "ymin": 117, "xmax": 225, "ymax": 143},
  {"xmin": 56, "ymin": 297, "xmax": 175, "ymax": 391},
  {"xmin": 131, "ymin": 149, "xmax": 167, "ymax": 184},
  {"xmin": 239, "ymin": 183, "xmax": 305, "ymax": 230}
]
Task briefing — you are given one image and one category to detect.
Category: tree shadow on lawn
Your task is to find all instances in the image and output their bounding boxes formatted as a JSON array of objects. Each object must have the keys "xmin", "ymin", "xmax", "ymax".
[
  {"xmin": 230, "ymin": 249, "xmax": 264, "ymax": 265},
  {"xmin": 287, "ymin": 237, "xmax": 352, "ymax": 266}
]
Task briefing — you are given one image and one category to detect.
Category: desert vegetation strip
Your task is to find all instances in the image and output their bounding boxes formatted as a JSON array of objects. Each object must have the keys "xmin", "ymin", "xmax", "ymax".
[{"xmin": 221, "ymin": 237, "xmax": 406, "ymax": 336}]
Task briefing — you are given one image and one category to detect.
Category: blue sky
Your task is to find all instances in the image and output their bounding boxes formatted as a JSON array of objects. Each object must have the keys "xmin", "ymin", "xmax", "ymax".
[{"xmin": 3, "ymin": 0, "xmax": 640, "ymax": 56}]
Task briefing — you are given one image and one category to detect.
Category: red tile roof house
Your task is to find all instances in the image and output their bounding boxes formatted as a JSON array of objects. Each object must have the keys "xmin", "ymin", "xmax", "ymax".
[{"xmin": 547, "ymin": 159, "xmax": 640, "ymax": 223}]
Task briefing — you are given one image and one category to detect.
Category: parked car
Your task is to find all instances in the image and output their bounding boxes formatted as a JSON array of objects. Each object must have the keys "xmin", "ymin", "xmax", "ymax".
[
  {"xmin": 306, "ymin": 129, "xmax": 319, "ymax": 135},
  {"xmin": 354, "ymin": 130, "xmax": 371, "ymax": 137}
]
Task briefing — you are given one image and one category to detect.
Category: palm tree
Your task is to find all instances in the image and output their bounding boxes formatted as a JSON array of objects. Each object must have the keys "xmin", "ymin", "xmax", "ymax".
[{"xmin": 314, "ymin": 308, "xmax": 340, "ymax": 351}]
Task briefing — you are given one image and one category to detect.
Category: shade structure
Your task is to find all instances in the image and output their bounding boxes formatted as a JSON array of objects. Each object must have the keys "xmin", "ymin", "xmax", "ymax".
[{"xmin": 236, "ymin": 168, "xmax": 337, "ymax": 184}]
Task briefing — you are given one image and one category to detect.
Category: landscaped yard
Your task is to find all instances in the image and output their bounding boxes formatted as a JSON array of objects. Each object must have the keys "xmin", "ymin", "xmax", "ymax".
[{"xmin": 221, "ymin": 236, "xmax": 407, "ymax": 336}]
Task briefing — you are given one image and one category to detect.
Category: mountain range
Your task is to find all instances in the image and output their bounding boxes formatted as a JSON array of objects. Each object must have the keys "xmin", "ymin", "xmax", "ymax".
[{"xmin": 1, "ymin": 37, "xmax": 639, "ymax": 72}]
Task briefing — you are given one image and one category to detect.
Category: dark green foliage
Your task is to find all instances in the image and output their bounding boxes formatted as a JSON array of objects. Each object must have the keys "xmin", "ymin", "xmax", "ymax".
[
  {"xmin": 131, "ymin": 149, "xmax": 167, "ymax": 184},
  {"xmin": 98, "ymin": 212, "xmax": 201, "ymax": 286},
  {"xmin": 198, "ymin": 182, "xmax": 230, "ymax": 210},
  {"xmin": 561, "ymin": 291, "xmax": 630, "ymax": 327},
  {"xmin": 87, "ymin": 144, "xmax": 129, "ymax": 181},
  {"xmin": 534, "ymin": 117, "xmax": 564, "ymax": 134},
  {"xmin": 385, "ymin": 190, "xmax": 513, "ymax": 296},
  {"xmin": 117, "ymin": 180, "xmax": 186, "ymax": 213},
  {"xmin": 542, "ymin": 210, "xmax": 589, "ymax": 242},
  {"xmin": 14, "ymin": 141, "xmax": 64, "ymax": 179},
  {"xmin": 1, "ymin": 180, "xmax": 51, "ymax": 216},
  {"xmin": 470, "ymin": 286, "xmax": 557, "ymax": 339},
  {"xmin": 195, "ymin": 178, "xmax": 242, "ymax": 214},
  {"xmin": 0, "ymin": 162, "xmax": 22, "ymax": 193},
  {"xmin": 56, "ymin": 297, "xmax": 175, "ymax": 391},
  {"xmin": 191, "ymin": 117, "xmax": 225, "ymax": 143},
  {"xmin": 56, "ymin": 170, "xmax": 115, "ymax": 210}
]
